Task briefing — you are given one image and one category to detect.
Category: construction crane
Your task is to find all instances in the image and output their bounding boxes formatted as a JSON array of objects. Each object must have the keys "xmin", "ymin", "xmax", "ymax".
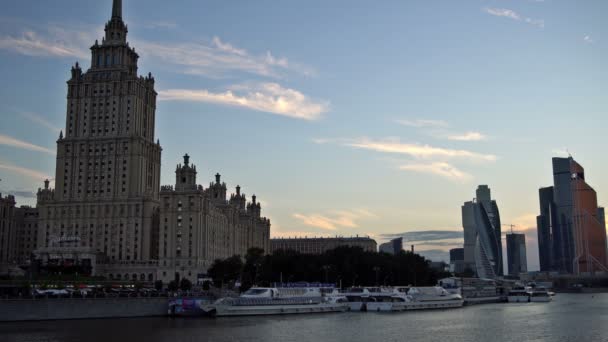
[{"xmin": 502, "ymin": 224, "xmax": 517, "ymax": 234}]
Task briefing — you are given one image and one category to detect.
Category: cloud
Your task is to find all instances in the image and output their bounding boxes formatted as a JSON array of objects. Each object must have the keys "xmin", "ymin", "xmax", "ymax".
[
  {"xmin": 0, "ymin": 30, "xmax": 86, "ymax": 58},
  {"xmin": 136, "ymin": 36, "xmax": 316, "ymax": 79},
  {"xmin": 0, "ymin": 162, "xmax": 51, "ymax": 181},
  {"xmin": 0, "ymin": 19, "xmax": 316, "ymax": 79},
  {"xmin": 483, "ymin": 7, "xmax": 544, "ymax": 28},
  {"xmin": 382, "ymin": 230, "xmax": 464, "ymax": 242},
  {"xmin": 399, "ymin": 162, "xmax": 472, "ymax": 182},
  {"xmin": 0, "ymin": 134, "xmax": 55, "ymax": 155},
  {"xmin": 345, "ymin": 137, "xmax": 497, "ymax": 162},
  {"xmin": 1, "ymin": 190, "xmax": 36, "ymax": 199},
  {"xmin": 584, "ymin": 35, "xmax": 594, "ymax": 44},
  {"xmin": 19, "ymin": 111, "xmax": 61, "ymax": 133},
  {"xmin": 293, "ymin": 209, "xmax": 376, "ymax": 231},
  {"xmin": 159, "ymin": 83, "xmax": 329, "ymax": 120},
  {"xmin": 396, "ymin": 119, "xmax": 449, "ymax": 128},
  {"xmin": 447, "ymin": 132, "xmax": 487, "ymax": 142}
]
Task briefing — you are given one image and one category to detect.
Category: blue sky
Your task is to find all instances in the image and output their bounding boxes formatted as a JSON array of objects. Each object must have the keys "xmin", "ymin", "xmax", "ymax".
[{"xmin": 1, "ymin": 0, "xmax": 607, "ymax": 269}]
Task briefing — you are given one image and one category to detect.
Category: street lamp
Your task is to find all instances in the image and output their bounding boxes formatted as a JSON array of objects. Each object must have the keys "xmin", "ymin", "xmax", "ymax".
[{"xmin": 373, "ymin": 266, "xmax": 380, "ymax": 286}]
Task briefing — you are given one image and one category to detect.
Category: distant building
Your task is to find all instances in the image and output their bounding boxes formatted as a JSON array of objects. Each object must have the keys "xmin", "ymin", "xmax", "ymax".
[
  {"xmin": 506, "ymin": 233, "xmax": 527, "ymax": 277},
  {"xmin": 271, "ymin": 237, "xmax": 377, "ymax": 255},
  {"xmin": 379, "ymin": 237, "xmax": 403, "ymax": 255},
  {"xmin": 537, "ymin": 157, "xmax": 607, "ymax": 274},
  {"xmin": 449, "ymin": 248, "xmax": 465, "ymax": 274},
  {"xmin": 0, "ymin": 194, "xmax": 16, "ymax": 267},
  {"xmin": 462, "ymin": 185, "xmax": 503, "ymax": 279},
  {"xmin": 13, "ymin": 206, "xmax": 39, "ymax": 266}
]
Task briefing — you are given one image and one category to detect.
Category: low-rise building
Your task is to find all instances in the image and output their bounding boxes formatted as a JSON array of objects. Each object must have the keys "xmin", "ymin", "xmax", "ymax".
[
  {"xmin": 379, "ymin": 237, "xmax": 403, "ymax": 255},
  {"xmin": 271, "ymin": 236, "xmax": 377, "ymax": 255}
]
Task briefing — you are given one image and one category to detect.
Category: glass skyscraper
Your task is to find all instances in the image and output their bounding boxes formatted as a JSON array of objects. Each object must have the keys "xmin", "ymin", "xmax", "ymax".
[{"xmin": 537, "ymin": 157, "xmax": 607, "ymax": 274}]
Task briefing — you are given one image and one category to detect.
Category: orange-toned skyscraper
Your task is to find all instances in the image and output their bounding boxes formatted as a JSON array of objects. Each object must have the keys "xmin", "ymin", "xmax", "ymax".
[{"xmin": 537, "ymin": 157, "xmax": 608, "ymax": 274}]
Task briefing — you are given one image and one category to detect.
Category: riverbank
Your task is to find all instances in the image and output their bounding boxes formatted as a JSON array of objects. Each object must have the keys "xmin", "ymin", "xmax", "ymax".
[{"xmin": 0, "ymin": 297, "xmax": 169, "ymax": 322}]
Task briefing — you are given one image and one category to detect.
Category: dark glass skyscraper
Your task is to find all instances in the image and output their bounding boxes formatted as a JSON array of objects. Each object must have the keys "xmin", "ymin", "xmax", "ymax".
[
  {"xmin": 537, "ymin": 157, "xmax": 607, "ymax": 274},
  {"xmin": 506, "ymin": 233, "xmax": 527, "ymax": 276},
  {"xmin": 462, "ymin": 185, "xmax": 503, "ymax": 279}
]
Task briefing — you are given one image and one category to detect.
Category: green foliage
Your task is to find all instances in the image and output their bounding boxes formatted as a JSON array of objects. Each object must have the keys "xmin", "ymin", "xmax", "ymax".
[
  {"xmin": 208, "ymin": 246, "xmax": 440, "ymax": 289},
  {"xmin": 180, "ymin": 278, "xmax": 192, "ymax": 291},
  {"xmin": 168, "ymin": 280, "xmax": 178, "ymax": 292},
  {"xmin": 154, "ymin": 280, "xmax": 163, "ymax": 291},
  {"xmin": 207, "ymin": 255, "xmax": 244, "ymax": 287}
]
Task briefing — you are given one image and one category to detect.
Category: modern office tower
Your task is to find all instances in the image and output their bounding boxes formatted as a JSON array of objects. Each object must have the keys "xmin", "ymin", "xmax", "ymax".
[
  {"xmin": 379, "ymin": 237, "xmax": 403, "ymax": 255},
  {"xmin": 462, "ymin": 185, "xmax": 503, "ymax": 279},
  {"xmin": 271, "ymin": 236, "xmax": 377, "ymax": 255},
  {"xmin": 537, "ymin": 157, "xmax": 608, "ymax": 274},
  {"xmin": 449, "ymin": 248, "xmax": 465, "ymax": 274},
  {"xmin": 506, "ymin": 233, "xmax": 527, "ymax": 277},
  {"xmin": 155, "ymin": 155, "xmax": 270, "ymax": 283}
]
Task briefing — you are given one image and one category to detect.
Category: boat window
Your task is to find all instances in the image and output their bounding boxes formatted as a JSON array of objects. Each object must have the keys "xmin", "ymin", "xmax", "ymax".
[{"xmin": 243, "ymin": 289, "xmax": 269, "ymax": 296}]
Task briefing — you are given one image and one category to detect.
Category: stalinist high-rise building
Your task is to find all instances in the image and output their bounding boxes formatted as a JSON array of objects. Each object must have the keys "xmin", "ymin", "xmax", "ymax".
[
  {"xmin": 33, "ymin": 0, "xmax": 270, "ymax": 283},
  {"xmin": 36, "ymin": 0, "xmax": 162, "ymax": 277}
]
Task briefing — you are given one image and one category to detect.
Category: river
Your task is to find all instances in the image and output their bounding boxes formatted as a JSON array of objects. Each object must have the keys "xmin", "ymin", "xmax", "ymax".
[{"xmin": 1, "ymin": 293, "xmax": 607, "ymax": 342}]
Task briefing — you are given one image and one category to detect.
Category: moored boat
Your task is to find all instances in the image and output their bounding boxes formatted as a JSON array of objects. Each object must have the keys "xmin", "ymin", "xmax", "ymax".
[
  {"xmin": 507, "ymin": 287, "xmax": 530, "ymax": 303},
  {"xmin": 202, "ymin": 287, "xmax": 348, "ymax": 317},
  {"xmin": 366, "ymin": 286, "xmax": 464, "ymax": 312}
]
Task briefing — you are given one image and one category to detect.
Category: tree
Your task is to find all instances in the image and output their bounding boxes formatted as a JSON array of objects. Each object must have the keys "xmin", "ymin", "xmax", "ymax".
[
  {"xmin": 154, "ymin": 280, "xmax": 163, "ymax": 291},
  {"xmin": 207, "ymin": 255, "xmax": 244, "ymax": 288},
  {"xmin": 168, "ymin": 280, "xmax": 178, "ymax": 292},
  {"xmin": 180, "ymin": 278, "xmax": 192, "ymax": 292}
]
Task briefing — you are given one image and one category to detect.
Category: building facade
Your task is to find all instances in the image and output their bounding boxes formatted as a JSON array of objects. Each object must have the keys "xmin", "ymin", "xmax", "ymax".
[
  {"xmin": 462, "ymin": 185, "xmax": 503, "ymax": 279},
  {"xmin": 506, "ymin": 233, "xmax": 527, "ymax": 277},
  {"xmin": 155, "ymin": 155, "xmax": 270, "ymax": 283},
  {"xmin": 271, "ymin": 237, "xmax": 377, "ymax": 255},
  {"xmin": 0, "ymin": 194, "xmax": 17, "ymax": 267},
  {"xmin": 449, "ymin": 248, "xmax": 465, "ymax": 274},
  {"xmin": 537, "ymin": 157, "xmax": 607, "ymax": 274},
  {"xmin": 13, "ymin": 206, "xmax": 39, "ymax": 266},
  {"xmin": 379, "ymin": 237, "xmax": 403, "ymax": 255},
  {"xmin": 32, "ymin": 1, "xmax": 271, "ymax": 282}
]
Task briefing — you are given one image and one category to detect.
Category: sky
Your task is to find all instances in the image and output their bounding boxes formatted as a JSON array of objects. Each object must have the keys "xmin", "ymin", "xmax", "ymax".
[{"xmin": 1, "ymin": 0, "xmax": 607, "ymax": 270}]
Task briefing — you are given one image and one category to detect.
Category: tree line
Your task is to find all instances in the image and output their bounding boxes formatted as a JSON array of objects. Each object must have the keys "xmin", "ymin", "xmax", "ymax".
[{"xmin": 207, "ymin": 246, "xmax": 447, "ymax": 290}]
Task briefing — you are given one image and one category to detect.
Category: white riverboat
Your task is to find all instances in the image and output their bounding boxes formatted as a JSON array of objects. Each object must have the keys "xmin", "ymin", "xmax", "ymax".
[
  {"xmin": 202, "ymin": 287, "xmax": 348, "ymax": 317},
  {"xmin": 529, "ymin": 288, "xmax": 552, "ymax": 303},
  {"xmin": 507, "ymin": 287, "xmax": 530, "ymax": 303},
  {"xmin": 336, "ymin": 287, "xmax": 401, "ymax": 311},
  {"xmin": 366, "ymin": 286, "xmax": 464, "ymax": 312}
]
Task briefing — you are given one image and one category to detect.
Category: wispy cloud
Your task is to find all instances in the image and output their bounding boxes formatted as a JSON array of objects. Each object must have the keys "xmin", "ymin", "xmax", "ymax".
[
  {"xmin": 584, "ymin": 35, "xmax": 594, "ymax": 44},
  {"xmin": 293, "ymin": 209, "xmax": 376, "ymax": 231},
  {"xmin": 0, "ymin": 134, "xmax": 55, "ymax": 155},
  {"xmin": 0, "ymin": 190, "xmax": 37, "ymax": 199},
  {"xmin": 382, "ymin": 230, "xmax": 463, "ymax": 242},
  {"xmin": 19, "ymin": 111, "xmax": 61, "ymax": 133},
  {"xmin": 0, "ymin": 162, "xmax": 51, "ymax": 181},
  {"xmin": 399, "ymin": 162, "xmax": 472, "ymax": 182},
  {"xmin": 396, "ymin": 119, "xmax": 448, "ymax": 128},
  {"xmin": 136, "ymin": 36, "xmax": 316, "ymax": 79},
  {"xmin": 0, "ymin": 19, "xmax": 316, "ymax": 79},
  {"xmin": 345, "ymin": 137, "xmax": 497, "ymax": 162},
  {"xmin": 447, "ymin": 132, "xmax": 487, "ymax": 142},
  {"xmin": 159, "ymin": 83, "xmax": 329, "ymax": 120},
  {"xmin": 483, "ymin": 7, "xmax": 544, "ymax": 28}
]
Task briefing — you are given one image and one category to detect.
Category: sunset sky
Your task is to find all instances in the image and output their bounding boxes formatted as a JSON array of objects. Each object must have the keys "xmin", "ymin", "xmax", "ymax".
[{"xmin": 1, "ymin": 0, "xmax": 608, "ymax": 270}]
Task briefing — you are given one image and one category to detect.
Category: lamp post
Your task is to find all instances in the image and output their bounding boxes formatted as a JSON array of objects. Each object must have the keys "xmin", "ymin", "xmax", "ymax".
[{"xmin": 373, "ymin": 266, "xmax": 380, "ymax": 286}]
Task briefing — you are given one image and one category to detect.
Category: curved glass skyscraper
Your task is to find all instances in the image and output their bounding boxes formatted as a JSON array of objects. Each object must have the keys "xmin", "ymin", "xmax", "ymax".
[{"xmin": 462, "ymin": 185, "xmax": 503, "ymax": 279}]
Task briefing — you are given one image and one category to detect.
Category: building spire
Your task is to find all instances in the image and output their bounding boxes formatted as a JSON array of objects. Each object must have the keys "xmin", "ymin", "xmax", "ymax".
[{"xmin": 112, "ymin": 0, "xmax": 122, "ymax": 19}]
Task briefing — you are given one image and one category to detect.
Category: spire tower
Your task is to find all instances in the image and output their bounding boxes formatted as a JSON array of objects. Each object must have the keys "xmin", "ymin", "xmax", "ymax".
[{"xmin": 112, "ymin": 0, "xmax": 123, "ymax": 19}]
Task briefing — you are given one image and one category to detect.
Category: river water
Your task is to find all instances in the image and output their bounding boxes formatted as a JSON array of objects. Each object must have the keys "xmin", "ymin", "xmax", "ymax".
[{"xmin": 1, "ymin": 293, "xmax": 607, "ymax": 342}]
